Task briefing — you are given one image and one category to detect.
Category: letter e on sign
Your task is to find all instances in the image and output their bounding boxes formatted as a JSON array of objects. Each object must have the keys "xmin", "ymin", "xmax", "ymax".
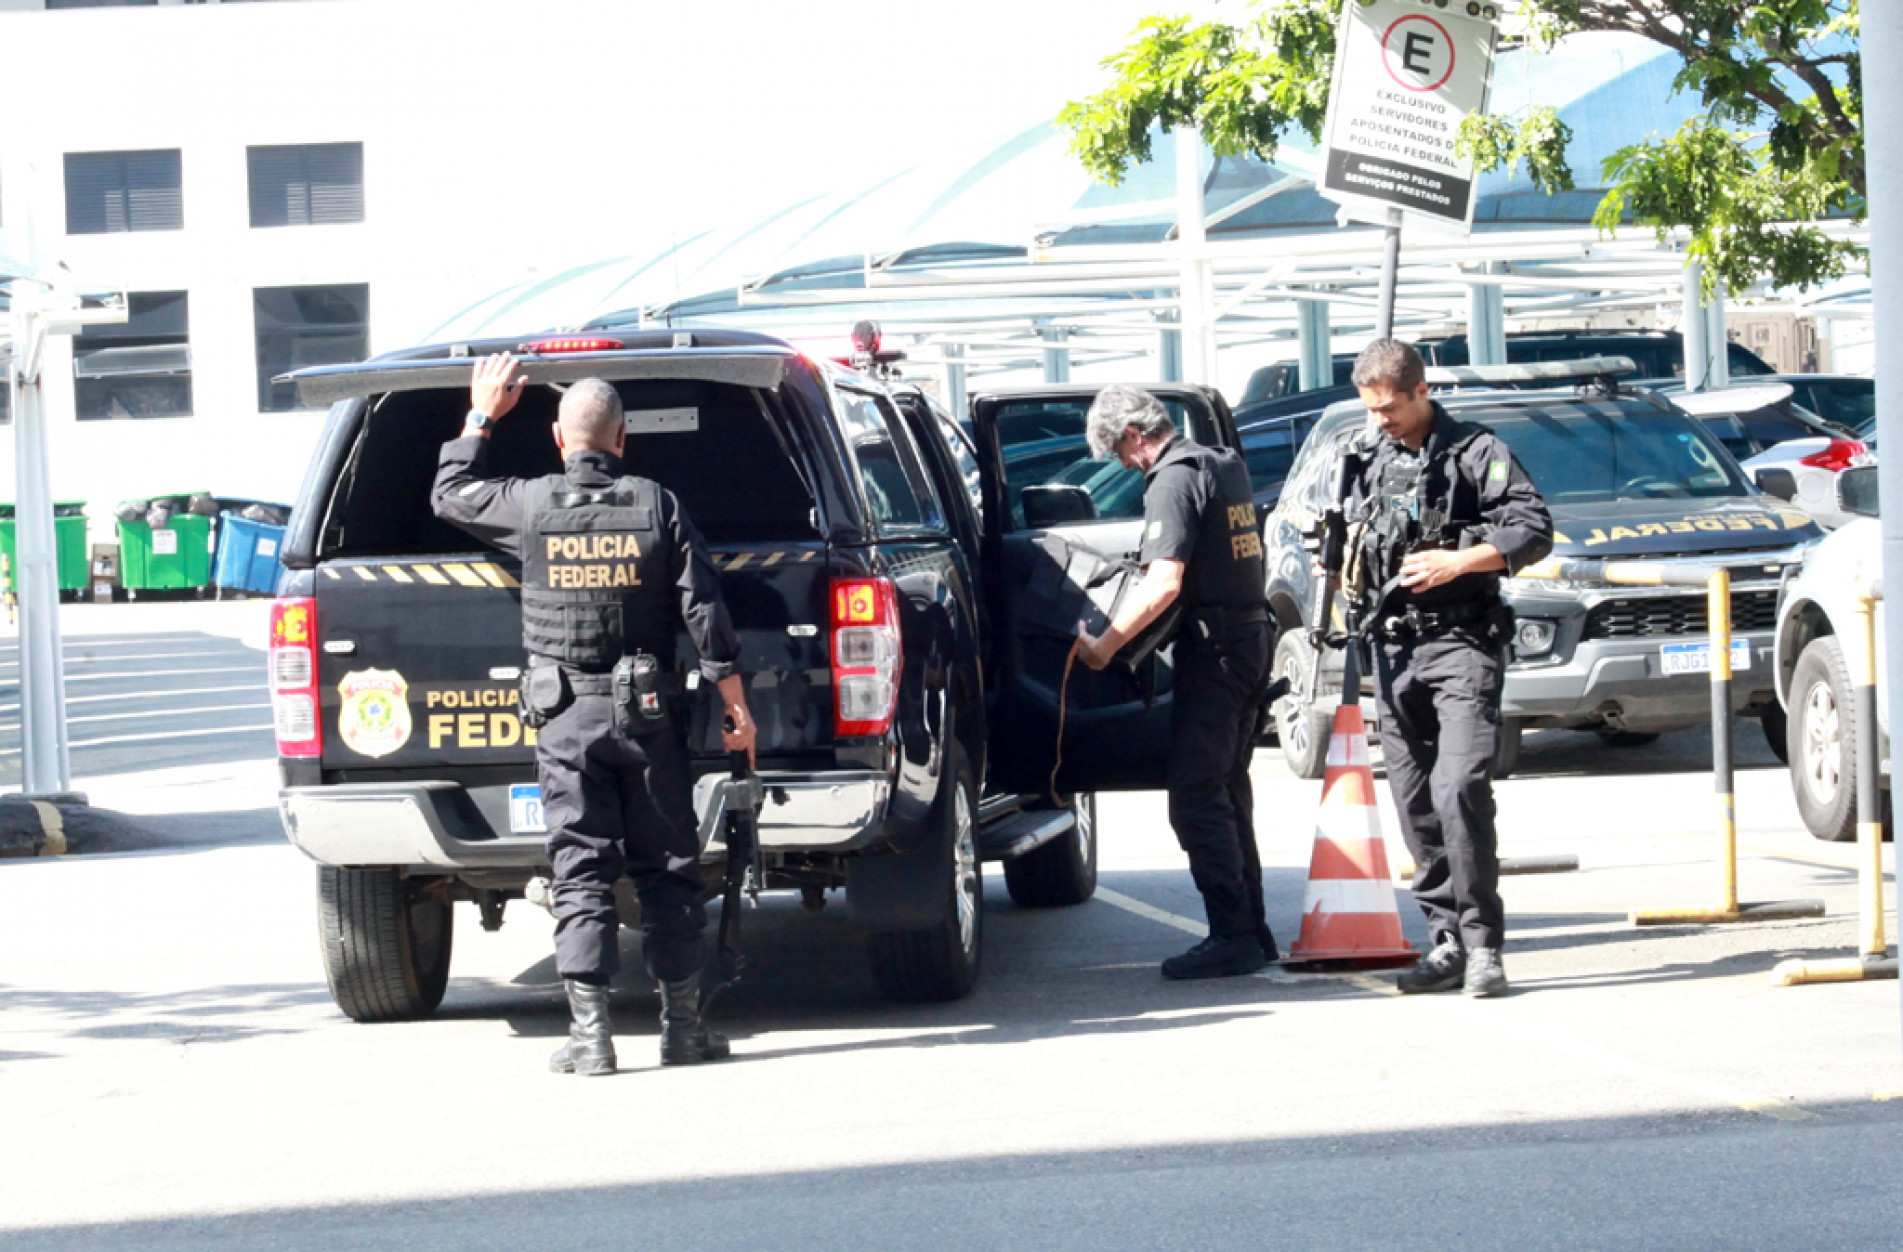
[{"xmin": 1384, "ymin": 16, "xmax": 1455, "ymax": 92}]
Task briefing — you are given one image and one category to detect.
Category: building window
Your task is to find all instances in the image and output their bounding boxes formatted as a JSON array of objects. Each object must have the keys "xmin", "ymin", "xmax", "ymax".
[
  {"xmin": 255, "ymin": 284, "xmax": 369, "ymax": 412},
  {"xmin": 73, "ymin": 291, "xmax": 193, "ymax": 421},
  {"xmin": 248, "ymin": 143, "xmax": 364, "ymax": 228},
  {"xmin": 64, "ymin": 150, "xmax": 183, "ymax": 235}
]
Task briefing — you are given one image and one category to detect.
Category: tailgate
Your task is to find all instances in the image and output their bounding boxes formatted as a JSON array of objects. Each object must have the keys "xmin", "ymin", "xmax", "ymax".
[{"xmin": 314, "ymin": 544, "xmax": 834, "ymax": 771}]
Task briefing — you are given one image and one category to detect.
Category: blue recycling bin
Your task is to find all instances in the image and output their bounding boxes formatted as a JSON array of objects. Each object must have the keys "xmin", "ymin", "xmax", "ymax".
[{"xmin": 213, "ymin": 514, "xmax": 287, "ymax": 594}]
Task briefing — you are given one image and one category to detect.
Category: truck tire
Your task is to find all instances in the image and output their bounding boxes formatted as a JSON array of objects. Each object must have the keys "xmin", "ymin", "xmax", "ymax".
[
  {"xmin": 1274, "ymin": 629, "xmax": 1335, "ymax": 780},
  {"xmin": 318, "ymin": 866, "xmax": 453, "ymax": 1022},
  {"xmin": 1492, "ymin": 717, "xmax": 1523, "ymax": 780},
  {"xmin": 1003, "ymin": 793, "xmax": 1098, "ymax": 908},
  {"xmin": 868, "ymin": 749, "xmax": 983, "ymax": 1002},
  {"xmin": 1790, "ymin": 636, "xmax": 1860, "ymax": 843}
]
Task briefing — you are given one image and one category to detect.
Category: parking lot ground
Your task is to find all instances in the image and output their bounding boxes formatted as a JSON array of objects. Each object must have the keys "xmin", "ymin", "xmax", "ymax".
[{"xmin": 1, "ymin": 603, "xmax": 1900, "ymax": 1248}]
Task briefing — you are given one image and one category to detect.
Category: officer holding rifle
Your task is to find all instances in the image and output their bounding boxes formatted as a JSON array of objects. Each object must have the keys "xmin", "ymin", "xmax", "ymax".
[
  {"xmin": 1333, "ymin": 340, "xmax": 1552, "ymax": 998},
  {"xmin": 432, "ymin": 354, "xmax": 756, "ymax": 1075}
]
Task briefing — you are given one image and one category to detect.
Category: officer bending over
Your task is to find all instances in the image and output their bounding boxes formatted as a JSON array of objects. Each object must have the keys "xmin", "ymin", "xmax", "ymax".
[
  {"xmin": 1076, "ymin": 385, "xmax": 1278, "ymax": 979},
  {"xmin": 432, "ymin": 354, "xmax": 757, "ymax": 1075},
  {"xmin": 1343, "ymin": 340, "xmax": 1552, "ymax": 997}
]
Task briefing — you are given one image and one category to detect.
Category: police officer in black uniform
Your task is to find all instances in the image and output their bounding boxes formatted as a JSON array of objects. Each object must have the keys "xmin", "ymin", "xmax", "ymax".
[
  {"xmin": 432, "ymin": 354, "xmax": 757, "ymax": 1074},
  {"xmin": 1341, "ymin": 340, "xmax": 1552, "ymax": 998},
  {"xmin": 1076, "ymin": 385, "xmax": 1278, "ymax": 979}
]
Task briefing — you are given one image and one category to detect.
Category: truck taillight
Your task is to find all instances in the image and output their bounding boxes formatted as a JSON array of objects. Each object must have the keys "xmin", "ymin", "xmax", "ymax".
[
  {"xmin": 270, "ymin": 597, "xmax": 322, "ymax": 758},
  {"xmin": 831, "ymin": 577, "xmax": 901, "ymax": 737},
  {"xmin": 1799, "ymin": 439, "xmax": 1867, "ymax": 473}
]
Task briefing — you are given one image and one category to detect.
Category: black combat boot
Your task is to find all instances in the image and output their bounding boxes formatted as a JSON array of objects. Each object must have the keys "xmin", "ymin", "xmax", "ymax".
[
  {"xmin": 1257, "ymin": 924, "xmax": 1281, "ymax": 964},
  {"xmin": 1161, "ymin": 934, "xmax": 1267, "ymax": 980},
  {"xmin": 1397, "ymin": 934, "xmax": 1466, "ymax": 995},
  {"xmin": 659, "ymin": 971, "xmax": 731, "ymax": 1066},
  {"xmin": 550, "ymin": 979, "xmax": 616, "ymax": 1076}
]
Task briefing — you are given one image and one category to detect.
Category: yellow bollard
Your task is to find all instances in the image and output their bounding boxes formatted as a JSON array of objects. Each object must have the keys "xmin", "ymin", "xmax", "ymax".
[{"xmin": 1772, "ymin": 577, "xmax": 1899, "ymax": 986}]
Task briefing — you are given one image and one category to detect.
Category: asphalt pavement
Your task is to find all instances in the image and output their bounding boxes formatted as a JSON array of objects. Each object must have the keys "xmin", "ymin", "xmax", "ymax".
[{"xmin": 1, "ymin": 602, "xmax": 1900, "ymax": 1249}]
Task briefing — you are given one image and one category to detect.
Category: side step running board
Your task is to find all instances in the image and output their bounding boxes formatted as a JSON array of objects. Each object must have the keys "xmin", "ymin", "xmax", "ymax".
[{"xmin": 976, "ymin": 807, "xmax": 1075, "ymax": 863}]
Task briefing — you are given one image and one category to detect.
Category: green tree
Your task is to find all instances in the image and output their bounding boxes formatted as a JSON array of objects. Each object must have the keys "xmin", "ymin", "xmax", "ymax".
[{"xmin": 1057, "ymin": 0, "xmax": 1862, "ymax": 293}]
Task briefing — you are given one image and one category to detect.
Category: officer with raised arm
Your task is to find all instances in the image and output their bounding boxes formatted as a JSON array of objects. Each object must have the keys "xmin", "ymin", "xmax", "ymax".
[
  {"xmin": 1342, "ymin": 340, "xmax": 1552, "ymax": 998},
  {"xmin": 432, "ymin": 354, "xmax": 756, "ymax": 1075},
  {"xmin": 1075, "ymin": 385, "xmax": 1279, "ymax": 979}
]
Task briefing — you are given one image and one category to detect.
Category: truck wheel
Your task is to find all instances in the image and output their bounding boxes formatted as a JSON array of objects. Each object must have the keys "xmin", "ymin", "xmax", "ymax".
[
  {"xmin": 1759, "ymin": 703, "xmax": 1790, "ymax": 765},
  {"xmin": 1789, "ymin": 636, "xmax": 1857, "ymax": 843},
  {"xmin": 868, "ymin": 750, "xmax": 983, "ymax": 1002},
  {"xmin": 1003, "ymin": 793, "xmax": 1098, "ymax": 908},
  {"xmin": 318, "ymin": 866, "xmax": 453, "ymax": 1021},
  {"xmin": 1492, "ymin": 718, "xmax": 1523, "ymax": 780},
  {"xmin": 1273, "ymin": 629, "xmax": 1334, "ymax": 780}
]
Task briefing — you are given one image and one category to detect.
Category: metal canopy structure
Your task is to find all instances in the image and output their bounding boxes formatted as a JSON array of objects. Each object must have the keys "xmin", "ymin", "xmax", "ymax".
[{"xmin": 427, "ymin": 32, "xmax": 1868, "ymax": 391}]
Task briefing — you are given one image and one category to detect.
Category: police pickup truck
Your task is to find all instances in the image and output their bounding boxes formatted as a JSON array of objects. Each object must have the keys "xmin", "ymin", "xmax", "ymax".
[
  {"xmin": 1265, "ymin": 358, "xmax": 1821, "ymax": 778},
  {"xmin": 272, "ymin": 329, "xmax": 1241, "ymax": 1019}
]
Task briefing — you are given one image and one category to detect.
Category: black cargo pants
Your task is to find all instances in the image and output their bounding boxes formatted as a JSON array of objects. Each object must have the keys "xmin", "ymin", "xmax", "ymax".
[
  {"xmin": 536, "ymin": 691, "xmax": 705, "ymax": 985},
  {"xmin": 1372, "ymin": 626, "xmax": 1507, "ymax": 952},
  {"xmin": 1167, "ymin": 619, "xmax": 1271, "ymax": 941}
]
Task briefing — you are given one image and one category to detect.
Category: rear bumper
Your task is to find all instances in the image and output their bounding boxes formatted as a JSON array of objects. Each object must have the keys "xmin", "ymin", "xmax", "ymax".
[
  {"xmin": 1504, "ymin": 633, "xmax": 1780, "ymax": 731},
  {"xmin": 280, "ymin": 770, "xmax": 892, "ymax": 870}
]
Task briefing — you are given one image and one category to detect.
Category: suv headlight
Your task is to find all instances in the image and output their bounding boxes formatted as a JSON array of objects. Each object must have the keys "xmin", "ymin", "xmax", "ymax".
[{"xmin": 1514, "ymin": 618, "xmax": 1557, "ymax": 657}]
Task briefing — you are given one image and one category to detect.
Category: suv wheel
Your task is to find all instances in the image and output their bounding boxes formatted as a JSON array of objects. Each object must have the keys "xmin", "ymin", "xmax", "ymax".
[
  {"xmin": 869, "ymin": 748, "xmax": 983, "ymax": 1002},
  {"xmin": 318, "ymin": 867, "xmax": 453, "ymax": 1021},
  {"xmin": 1274, "ymin": 629, "xmax": 1335, "ymax": 780},
  {"xmin": 1003, "ymin": 792, "xmax": 1098, "ymax": 908},
  {"xmin": 1789, "ymin": 636, "xmax": 1858, "ymax": 843}
]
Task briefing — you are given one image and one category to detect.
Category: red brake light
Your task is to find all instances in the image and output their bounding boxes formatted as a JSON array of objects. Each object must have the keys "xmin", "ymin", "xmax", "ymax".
[
  {"xmin": 830, "ymin": 577, "xmax": 901, "ymax": 738},
  {"xmin": 270, "ymin": 597, "xmax": 322, "ymax": 758},
  {"xmin": 1799, "ymin": 439, "xmax": 1867, "ymax": 473},
  {"xmin": 522, "ymin": 337, "xmax": 623, "ymax": 354}
]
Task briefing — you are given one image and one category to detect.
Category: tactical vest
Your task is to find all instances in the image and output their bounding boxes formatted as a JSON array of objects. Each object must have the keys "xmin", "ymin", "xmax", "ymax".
[{"xmin": 520, "ymin": 476, "xmax": 671, "ymax": 669}]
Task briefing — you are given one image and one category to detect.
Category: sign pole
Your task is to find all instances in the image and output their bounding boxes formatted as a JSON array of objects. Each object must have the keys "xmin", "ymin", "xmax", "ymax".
[{"xmin": 1375, "ymin": 207, "xmax": 1402, "ymax": 339}]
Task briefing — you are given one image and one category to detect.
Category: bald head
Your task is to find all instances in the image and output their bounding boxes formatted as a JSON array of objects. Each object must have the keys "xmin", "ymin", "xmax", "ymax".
[{"xmin": 557, "ymin": 378, "xmax": 625, "ymax": 452}]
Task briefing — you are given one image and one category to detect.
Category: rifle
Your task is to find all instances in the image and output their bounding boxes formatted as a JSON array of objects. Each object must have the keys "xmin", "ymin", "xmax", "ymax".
[
  {"xmin": 1305, "ymin": 441, "xmax": 1368, "ymax": 699},
  {"xmin": 699, "ymin": 745, "xmax": 764, "ymax": 1019}
]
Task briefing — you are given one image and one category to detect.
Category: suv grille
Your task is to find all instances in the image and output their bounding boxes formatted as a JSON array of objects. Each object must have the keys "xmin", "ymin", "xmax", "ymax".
[{"xmin": 1582, "ymin": 588, "xmax": 1780, "ymax": 640}]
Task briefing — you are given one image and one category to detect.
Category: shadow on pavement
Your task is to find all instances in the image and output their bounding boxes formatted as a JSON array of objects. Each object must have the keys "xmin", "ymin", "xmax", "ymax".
[
  {"xmin": 6, "ymin": 1098, "xmax": 1900, "ymax": 1251},
  {"xmin": 1500, "ymin": 717, "xmax": 1786, "ymax": 781},
  {"xmin": 0, "ymin": 981, "xmax": 334, "ymax": 1057}
]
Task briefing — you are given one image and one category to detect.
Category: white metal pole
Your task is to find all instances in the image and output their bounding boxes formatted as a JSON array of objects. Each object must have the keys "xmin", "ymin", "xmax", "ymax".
[
  {"xmin": 10, "ymin": 293, "xmax": 72, "ymax": 796},
  {"xmin": 1706, "ymin": 281, "xmax": 1730, "ymax": 388},
  {"xmin": 1296, "ymin": 296, "xmax": 1332, "ymax": 391},
  {"xmin": 1862, "ymin": 0, "xmax": 1903, "ymax": 1045},
  {"xmin": 1040, "ymin": 323, "xmax": 1071, "ymax": 384},
  {"xmin": 1175, "ymin": 126, "xmax": 1213, "ymax": 384},
  {"xmin": 1681, "ymin": 255, "xmax": 1710, "ymax": 391},
  {"xmin": 942, "ymin": 341, "xmax": 968, "ymax": 419}
]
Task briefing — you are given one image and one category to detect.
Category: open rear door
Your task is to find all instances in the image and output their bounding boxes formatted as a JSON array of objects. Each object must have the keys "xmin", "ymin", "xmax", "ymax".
[{"xmin": 973, "ymin": 385, "xmax": 1237, "ymax": 794}]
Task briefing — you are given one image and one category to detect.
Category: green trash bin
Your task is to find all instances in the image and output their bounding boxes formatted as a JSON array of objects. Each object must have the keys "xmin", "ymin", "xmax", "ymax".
[
  {"xmin": 118, "ymin": 512, "xmax": 214, "ymax": 591},
  {"xmin": 0, "ymin": 503, "xmax": 91, "ymax": 594}
]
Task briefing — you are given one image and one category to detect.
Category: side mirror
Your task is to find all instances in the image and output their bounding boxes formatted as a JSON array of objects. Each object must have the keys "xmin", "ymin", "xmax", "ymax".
[
  {"xmin": 1021, "ymin": 484, "xmax": 1097, "ymax": 528},
  {"xmin": 1754, "ymin": 467, "xmax": 1798, "ymax": 502},
  {"xmin": 1836, "ymin": 465, "xmax": 1880, "ymax": 519}
]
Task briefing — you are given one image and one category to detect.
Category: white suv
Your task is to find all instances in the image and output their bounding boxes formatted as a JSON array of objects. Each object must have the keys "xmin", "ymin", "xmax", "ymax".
[{"xmin": 1773, "ymin": 465, "xmax": 1888, "ymax": 840}]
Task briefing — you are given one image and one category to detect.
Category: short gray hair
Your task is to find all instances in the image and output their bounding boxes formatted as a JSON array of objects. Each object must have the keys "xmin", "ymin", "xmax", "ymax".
[
  {"xmin": 1085, "ymin": 384, "xmax": 1175, "ymax": 459},
  {"xmin": 1350, "ymin": 339, "xmax": 1426, "ymax": 392},
  {"xmin": 558, "ymin": 378, "xmax": 624, "ymax": 449}
]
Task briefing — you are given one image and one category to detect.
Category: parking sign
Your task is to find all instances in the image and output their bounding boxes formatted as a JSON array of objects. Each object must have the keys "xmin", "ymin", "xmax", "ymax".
[{"xmin": 1319, "ymin": 0, "xmax": 1499, "ymax": 230}]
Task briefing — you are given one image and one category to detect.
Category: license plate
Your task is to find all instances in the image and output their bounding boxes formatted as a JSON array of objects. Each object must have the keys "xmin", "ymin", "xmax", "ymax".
[
  {"xmin": 1660, "ymin": 640, "xmax": 1752, "ymax": 675},
  {"xmin": 510, "ymin": 784, "xmax": 546, "ymax": 834}
]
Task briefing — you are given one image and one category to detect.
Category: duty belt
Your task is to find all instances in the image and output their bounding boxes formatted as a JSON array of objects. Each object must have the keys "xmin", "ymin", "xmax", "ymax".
[
  {"xmin": 1183, "ymin": 602, "xmax": 1270, "ymax": 646},
  {"xmin": 1376, "ymin": 599, "xmax": 1492, "ymax": 642},
  {"xmin": 529, "ymin": 660, "xmax": 616, "ymax": 696}
]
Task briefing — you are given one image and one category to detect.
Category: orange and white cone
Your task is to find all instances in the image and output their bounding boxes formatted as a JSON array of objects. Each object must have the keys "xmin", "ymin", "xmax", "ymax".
[{"xmin": 1286, "ymin": 703, "xmax": 1418, "ymax": 968}]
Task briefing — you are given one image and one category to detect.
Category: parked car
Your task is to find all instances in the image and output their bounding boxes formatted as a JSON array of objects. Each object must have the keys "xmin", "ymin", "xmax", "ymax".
[
  {"xmin": 1264, "ymin": 358, "xmax": 1821, "ymax": 779},
  {"xmin": 1773, "ymin": 465, "xmax": 1888, "ymax": 842},
  {"xmin": 1237, "ymin": 330, "xmax": 1774, "ymax": 408},
  {"xmin": 1765, "ymin": 373, "xmax": 1876, "ymax": 433},
  {"xmin": 272, "ymin": 330, "xmax": 1242, "ymax": 1018},
  {"xmin": 1238, "ymin": 412, "xmax": 1321, "ymax": 517}
]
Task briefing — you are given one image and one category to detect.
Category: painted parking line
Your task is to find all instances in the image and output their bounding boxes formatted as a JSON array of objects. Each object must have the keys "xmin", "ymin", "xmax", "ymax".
[{"xmin": 1093, "ymin": 882, "xmax": 1821, "ymax": 1122}]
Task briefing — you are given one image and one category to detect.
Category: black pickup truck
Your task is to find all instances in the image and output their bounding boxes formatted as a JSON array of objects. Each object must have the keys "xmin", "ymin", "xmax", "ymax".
[{"xmin": 270, "ymin": 329, "xmax": 1241, "ymax": 1019}]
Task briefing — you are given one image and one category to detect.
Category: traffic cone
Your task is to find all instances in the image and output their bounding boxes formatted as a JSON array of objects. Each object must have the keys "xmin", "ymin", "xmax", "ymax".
[{"xmin": 1285, "ymin": 702, "xmax": 1418, "ymax": 968}]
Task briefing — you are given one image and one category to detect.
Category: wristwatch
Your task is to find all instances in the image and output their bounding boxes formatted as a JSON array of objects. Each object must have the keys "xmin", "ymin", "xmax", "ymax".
[{"xmin": 466, "ymin": 408, "xmax": 493, "ymax": 433}]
